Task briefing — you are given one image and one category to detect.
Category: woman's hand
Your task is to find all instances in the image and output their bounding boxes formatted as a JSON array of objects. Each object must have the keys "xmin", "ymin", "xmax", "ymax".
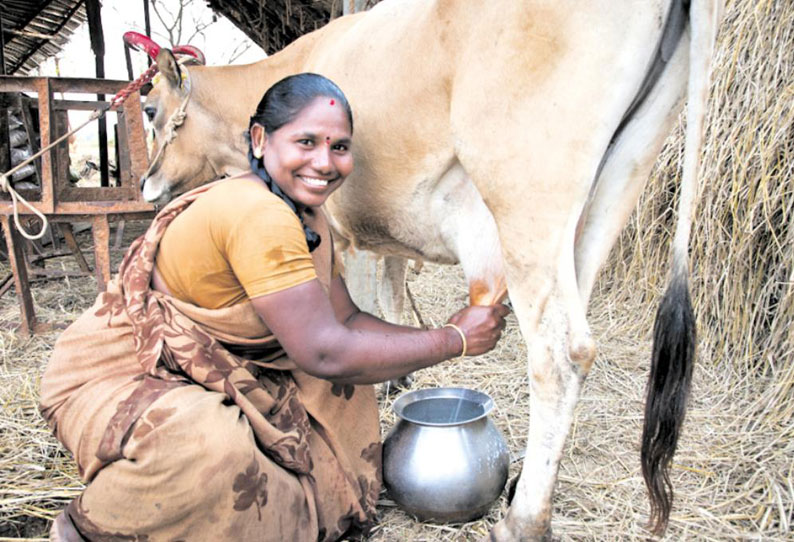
[{"xmin": 446, "ymin": 304, "xmax": 510, "ymax": 357}]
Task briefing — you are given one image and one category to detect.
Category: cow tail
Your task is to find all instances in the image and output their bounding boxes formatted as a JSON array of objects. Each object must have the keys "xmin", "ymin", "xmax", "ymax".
[{"xmin": 641, "ymin": 0, "xmax": 721, "ymax": 535}]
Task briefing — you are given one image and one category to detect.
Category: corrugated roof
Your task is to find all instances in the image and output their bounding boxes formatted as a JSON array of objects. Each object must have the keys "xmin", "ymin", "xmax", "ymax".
[{"xmin": 1, "ymin": 0, "xmax": 87, "ymax": 75}]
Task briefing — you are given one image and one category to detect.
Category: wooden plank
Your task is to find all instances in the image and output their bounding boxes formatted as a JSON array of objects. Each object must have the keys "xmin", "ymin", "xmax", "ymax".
[
  {"xmin": 59, "ymin": 222, "xmax": 92, "ymax": 274},
  {"xmin": 52, "ymin": 99, "xmax": 108, "ymax": 111},
  {"xmin": 0, "ymin": 94, "xmax": 10, "ymax": 173},
  {"xmin": 0, "ymin": 199, "xmax": 154, "ymax": 214},
  {"xmin": 33, "ymin": 77, "xmax": 53, "ymax": 213},
  {"xmin": 1, "ymin": 215, "xmax": 36, "ymax": 335},
  {"xmin": 91, "ymin": 215, "xmax": 110, "ymax": 291},
  {"xmin": 121, "ymin": 90, "xmax": 148, "ymax": 183},
  {"xmin": 0, "ymin": 76, "xmax": 129, "ymax": 95}
]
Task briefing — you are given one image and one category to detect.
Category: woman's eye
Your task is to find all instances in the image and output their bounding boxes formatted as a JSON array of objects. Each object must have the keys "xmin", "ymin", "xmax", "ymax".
[
  {"xmin": 332, "ymin": 143, "xmax": 349, "ymax": 152},
  {"xmin": 297, "ymin": 138, "xmax": 314, "ymax": 146}
]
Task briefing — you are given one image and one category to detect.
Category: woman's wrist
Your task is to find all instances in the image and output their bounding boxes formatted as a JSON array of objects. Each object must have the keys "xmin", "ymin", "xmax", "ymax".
[{"xmin": 442, "ymin": 323, "xmax": 467, "ymax": 358}]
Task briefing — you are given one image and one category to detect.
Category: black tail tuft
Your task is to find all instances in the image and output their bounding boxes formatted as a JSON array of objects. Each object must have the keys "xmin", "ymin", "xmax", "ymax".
[{"xmin": 641, "ymin": 269, "xmax": 696, "ymax": 535}]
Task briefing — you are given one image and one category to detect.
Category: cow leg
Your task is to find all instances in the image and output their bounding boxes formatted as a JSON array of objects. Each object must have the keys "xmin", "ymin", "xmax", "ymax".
[
  {"xmin": 451, "ymin": 125, "xmax": 602, "ymax": 542},
  {"xmin": 489, "ymin": 254, "xmax": 595, "ymax": 541},
  {"xmin": 378, "ymin": 255, "xmax": 407, "ymax": 323},
  {"xmin": 342, "ymin": 247, "xmax": 379, "ymax": 315},
  {"xmin": 576, "ymin": 26, "xmax": 690, "ymax": 307},
  {"xmin": 449, "ymin": 160, "xmax": 596, "ymax": 542},
  {"xmin": 379, "ymin": 255, "xmax": 415, "ymax": 389}
]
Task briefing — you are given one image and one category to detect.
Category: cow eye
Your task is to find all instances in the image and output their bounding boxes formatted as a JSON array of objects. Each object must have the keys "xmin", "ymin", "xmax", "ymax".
[{"xmin": 144, "ymin": 106, "xmax": 156, "ymax": 122}]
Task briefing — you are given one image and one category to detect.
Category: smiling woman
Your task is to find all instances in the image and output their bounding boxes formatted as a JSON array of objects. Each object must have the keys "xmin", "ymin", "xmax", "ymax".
[{"xmin": 39, "ymin": 72, "xmax": 509, "ymax": 541}]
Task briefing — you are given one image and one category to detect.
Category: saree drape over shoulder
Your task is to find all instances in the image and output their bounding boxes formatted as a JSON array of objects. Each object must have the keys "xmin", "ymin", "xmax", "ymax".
[{"xmin": 40, "ymin": 181, "xmax": 382, "ymax": 542}]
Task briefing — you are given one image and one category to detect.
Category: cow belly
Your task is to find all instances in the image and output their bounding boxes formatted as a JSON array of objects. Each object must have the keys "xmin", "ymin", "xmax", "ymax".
[{"xmin": 332, "ymin": 160, "xmax": 506, "ymax": 304}]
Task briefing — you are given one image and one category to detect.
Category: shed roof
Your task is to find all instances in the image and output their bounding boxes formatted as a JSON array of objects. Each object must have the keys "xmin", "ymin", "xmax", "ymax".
[
  {"xmin": 1, "ymin": 0, "xmax": 88, "ymax": 75},
  {"xmin": 206, "ymin": 0, "xmax": 381, "ymax": 56}
]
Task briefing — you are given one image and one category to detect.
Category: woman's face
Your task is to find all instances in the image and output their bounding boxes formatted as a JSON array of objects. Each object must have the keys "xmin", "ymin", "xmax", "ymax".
[{"xmin": 253, "ymin": 97, "xmax": 353, "ymax": 209}]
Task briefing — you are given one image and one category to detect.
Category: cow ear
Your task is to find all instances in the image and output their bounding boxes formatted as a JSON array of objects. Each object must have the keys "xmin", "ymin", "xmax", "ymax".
[{"xmin": 156, "ymin": 49, "xmax": 183, "ymax": 90}]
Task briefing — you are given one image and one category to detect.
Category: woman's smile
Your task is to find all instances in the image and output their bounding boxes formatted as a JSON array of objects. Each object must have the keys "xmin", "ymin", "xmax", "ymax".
[{"xmin": 254, "ymin": 96, "xmax": 354, "ymax": 209}]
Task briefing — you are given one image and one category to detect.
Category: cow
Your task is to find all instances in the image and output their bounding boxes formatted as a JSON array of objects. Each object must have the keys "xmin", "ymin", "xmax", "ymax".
[{"xmin": 137, "ymin": 1, "xmax": 722, "ymax": 539}]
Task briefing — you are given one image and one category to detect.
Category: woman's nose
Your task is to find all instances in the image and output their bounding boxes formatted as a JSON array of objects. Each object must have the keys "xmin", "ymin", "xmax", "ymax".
[{"xmin": 312, "ymin": 147, "xmax": 332, "ymax": 172}]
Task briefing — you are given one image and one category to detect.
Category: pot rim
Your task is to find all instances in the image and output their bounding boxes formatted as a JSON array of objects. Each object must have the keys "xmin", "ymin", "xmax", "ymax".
[{"xmin": 391, "ymin": 387, "xmax": 495, "ymax": 427}]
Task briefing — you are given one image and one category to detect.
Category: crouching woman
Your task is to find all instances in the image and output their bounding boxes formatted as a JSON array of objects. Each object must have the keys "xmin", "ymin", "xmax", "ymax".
[{"xmin": 40, "ymin": 73, "xmax": 508, "ymax": 541}]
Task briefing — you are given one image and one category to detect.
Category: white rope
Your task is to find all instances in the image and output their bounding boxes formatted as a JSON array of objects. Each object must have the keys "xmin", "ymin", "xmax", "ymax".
[
  {"xmin": 0, "ymin": 109, "xmax": 105, "ymax": 240},
  {"xmin": 142, "ymin": 81, "xmax": 191, "ymax": 180},
  {"xmin": 1, "ymin": 60, "xmax": 193, "ymax": 240}
]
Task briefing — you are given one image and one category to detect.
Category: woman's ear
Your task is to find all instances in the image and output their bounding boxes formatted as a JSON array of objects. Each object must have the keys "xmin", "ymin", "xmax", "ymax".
[{"xmin": 250, "ymin": 123, "xmax": 267, "ymax": 158}]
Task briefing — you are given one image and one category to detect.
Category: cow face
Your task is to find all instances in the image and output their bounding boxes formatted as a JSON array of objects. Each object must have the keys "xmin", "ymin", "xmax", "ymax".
[{"xmin": 139, "ymin": 50, "xmax": 224, "ymax": 205}]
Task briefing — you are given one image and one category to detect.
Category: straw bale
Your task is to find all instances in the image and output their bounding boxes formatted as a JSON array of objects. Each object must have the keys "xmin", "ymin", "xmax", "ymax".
[{"xmin": 0, "ymin": 0, "xmax": 792, "ymax": 539}]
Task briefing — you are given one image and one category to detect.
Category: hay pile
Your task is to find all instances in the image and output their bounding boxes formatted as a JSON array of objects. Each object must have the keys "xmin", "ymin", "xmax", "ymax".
[{"xmin": 0, "ymin": 0, "xmax": 791, "ymax": 540}]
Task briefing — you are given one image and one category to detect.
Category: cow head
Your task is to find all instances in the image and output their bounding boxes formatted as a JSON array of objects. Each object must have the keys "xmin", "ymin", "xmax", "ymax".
[{"xmin": 139, "ymin": 48, "xmax": 249, "ymax": 204}]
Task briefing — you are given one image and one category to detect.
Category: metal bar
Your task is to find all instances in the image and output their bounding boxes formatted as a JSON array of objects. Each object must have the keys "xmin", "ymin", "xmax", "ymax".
[
  {"xmin": 33, "ymin": 78, "xmax": 54, "ymax": 213},
  {"xmin": 0, "ymin": 12, "xmax": 6, "ymax": 76},
  {"xmin": 0, "ymin": 76, "xmax": 128, "ymax": 94},
  {"xmin": 1, "ymin": 215, "xmax": 36, "ymax": 335},
  {"xmin": 0, "ymin": 94, "xmax": 10, "ymax": 175},
  {"xmin": 124, "ymin": 43, "xmax": 134, "ymax": 81},
  {"xmin": 18, "ymin": 96, "xmax": 42, "ymax": 186},
  {"xmin": 143, "ymin": 0, "xmax": 152, "ymax": 67},
  {"xmin": 86, "ymin": 0, "xmax": 109, "ymax": 188},
  {"xmin": 0, "ymin": 200, "xmax": 155, "ymax": 215},
  {"xmin": 121, "ymin": 90, "xmax": 149, "ymax": 182},
  {"xmin": 59, "ymin": 223, "xmax": 92, "ymax": 274},
  {"xmin": 52, "ymin": 99, "xmax": 108, "ymax": 111},
  {"xmin": 91, "ymin": 214, "xmax": 111, "ymax": 291}
]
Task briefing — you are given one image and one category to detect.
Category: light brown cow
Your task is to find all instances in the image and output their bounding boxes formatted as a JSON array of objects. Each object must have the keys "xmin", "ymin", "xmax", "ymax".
[{"xmin": 139, "ymin": 0, "xmax": 722, "ymax": 539}]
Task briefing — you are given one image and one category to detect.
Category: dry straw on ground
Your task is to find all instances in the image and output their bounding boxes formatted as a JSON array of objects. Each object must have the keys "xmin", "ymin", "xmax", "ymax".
[{"xmin": 0, "ymin": 0, "xmax": 792, "ymax": 539}]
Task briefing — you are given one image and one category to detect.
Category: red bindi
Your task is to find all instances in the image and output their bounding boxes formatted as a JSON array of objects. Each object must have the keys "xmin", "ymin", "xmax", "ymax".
[
  {"xmin": 329, "ymin": 99, "xmax": 336, "ymax": 106},
  {"xmin": 325, "ymin": 136, "xmax": 331, "ymax": 145}
]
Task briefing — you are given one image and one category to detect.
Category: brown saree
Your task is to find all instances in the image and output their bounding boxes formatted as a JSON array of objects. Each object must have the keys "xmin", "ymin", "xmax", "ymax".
[{"xmin": 40, "ymin": 181, "xmax": 381, "ymax": 541}]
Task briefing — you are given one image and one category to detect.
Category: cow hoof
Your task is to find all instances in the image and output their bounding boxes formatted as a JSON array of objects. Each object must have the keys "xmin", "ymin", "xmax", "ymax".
[
  {"xmin": 489, "ymin": 518, "xmax": 553, "ymax": 542},
  {"xmin": 381, "ymin": 374, "xmax": 414, "ymax": 395}
]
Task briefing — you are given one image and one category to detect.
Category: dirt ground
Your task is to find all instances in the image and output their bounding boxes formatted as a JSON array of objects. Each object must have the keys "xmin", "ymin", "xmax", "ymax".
[{"xmin": 0, "ymin": 222, "xmax": 789, "ymax": 541}]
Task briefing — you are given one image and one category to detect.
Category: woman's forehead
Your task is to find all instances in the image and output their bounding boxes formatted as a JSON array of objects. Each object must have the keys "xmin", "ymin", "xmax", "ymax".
[{"xmin": 282, "ymin": 99, "xmax": 352, "ymax": 136}]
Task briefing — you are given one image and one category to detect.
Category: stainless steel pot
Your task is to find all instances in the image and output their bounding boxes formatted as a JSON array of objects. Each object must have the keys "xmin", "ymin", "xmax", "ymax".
[{"xmin": 383, "ymin": 387, "xmax": 509, "ymax": 523}]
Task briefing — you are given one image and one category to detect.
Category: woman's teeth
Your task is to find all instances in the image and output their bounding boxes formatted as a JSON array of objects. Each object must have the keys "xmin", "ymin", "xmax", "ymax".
[{"xmin": 302, "ymin": 177, "xmax": 329, "ymax": 187}]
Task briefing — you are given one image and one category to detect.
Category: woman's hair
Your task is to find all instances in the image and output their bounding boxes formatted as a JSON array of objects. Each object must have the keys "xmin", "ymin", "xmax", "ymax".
[
  {"xmin": 248, "ymin": 73, "xmax": 353, "ymax": 135},
  {"xmin": 246, "ymin": 73, "xmax": 353, "ymax": 252}
]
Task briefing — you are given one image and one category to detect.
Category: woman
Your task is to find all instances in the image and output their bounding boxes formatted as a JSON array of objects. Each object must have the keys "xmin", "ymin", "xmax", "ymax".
[{"xmin": 41, "ymin": 73, "xmax": 508, "ymax": 541}]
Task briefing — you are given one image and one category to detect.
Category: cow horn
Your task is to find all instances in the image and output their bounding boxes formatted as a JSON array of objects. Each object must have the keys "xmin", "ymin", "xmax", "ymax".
[
  {"xmin": 173, "ymin": 45, "xmax": 206, "ymax": 65},
  {"xmin": 123, "ymin": 31, "xmax": 161, "ymax": 60}
]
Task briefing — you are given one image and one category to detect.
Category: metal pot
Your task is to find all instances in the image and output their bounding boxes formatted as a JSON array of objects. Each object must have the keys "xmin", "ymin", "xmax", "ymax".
[{"xmin": 383, "ymin": 387, "xmax": 510, "ymax": 523}]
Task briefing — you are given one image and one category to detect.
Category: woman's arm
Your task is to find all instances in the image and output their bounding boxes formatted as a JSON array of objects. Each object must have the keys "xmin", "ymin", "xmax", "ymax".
[
  {"xmin": 327, "ymin": 274, "xmax": 425, "ymax": 334},
  {"xmin": 250, "ymin": 277, "xmax": 508, "ymax": 385}
]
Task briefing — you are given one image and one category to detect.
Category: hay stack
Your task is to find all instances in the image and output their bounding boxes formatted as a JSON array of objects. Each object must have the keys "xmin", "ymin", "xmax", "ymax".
[{"xmin": 595, "ymin": 0, "xmax": 794, "ymax": 535}]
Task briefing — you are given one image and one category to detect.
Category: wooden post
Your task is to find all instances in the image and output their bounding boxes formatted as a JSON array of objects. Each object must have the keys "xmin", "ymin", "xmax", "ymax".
[
  {"xmin": 343, "ymin": 0, "xmax": 369, "ymax": 14},
  {"xmin": 92, "ymin": 215, "xmax": 111, "ymax": 291},
  {"xmin": 1, "ymin": 216, "xmax": 36, "ymax": 335},
  {"xmin": 0, "ymin": 12, "xmax": 6, "ymax": 76},
  {"xmin": 86, "ymin": 0, "xmax": 109, "ymax": 187},
  {"xmin": 0, "ymin": 94, "xmax": 10, "ymax": 176},
  {"xmin": 143, "ymin": 0, "xmax": 152, "ymax": 67}
]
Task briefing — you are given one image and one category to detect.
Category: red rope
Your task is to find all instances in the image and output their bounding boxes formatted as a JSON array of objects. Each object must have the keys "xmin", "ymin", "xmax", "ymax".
[{"xmin": 108, "ymin": 63, "xmax": 160, "ymax": 111}]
